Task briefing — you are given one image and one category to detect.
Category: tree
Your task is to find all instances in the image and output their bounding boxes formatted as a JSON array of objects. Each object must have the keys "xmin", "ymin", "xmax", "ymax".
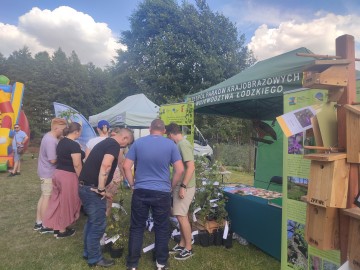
[
  {"xmin": 0, "ymin": 48, "xmax": 112, "ymax": 138},
  {"xmin": 24, "ymin": 51, "xmax": 55, "ymax": 137},
  {"xmin": 111, "ymin": 0, "xmax": 255, "ymax": 105}
]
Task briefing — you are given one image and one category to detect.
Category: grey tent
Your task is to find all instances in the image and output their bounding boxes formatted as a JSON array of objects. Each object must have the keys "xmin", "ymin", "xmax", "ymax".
[{"xmin": 89, "ymin": 94, "xmax": 159, "ymax": 128}]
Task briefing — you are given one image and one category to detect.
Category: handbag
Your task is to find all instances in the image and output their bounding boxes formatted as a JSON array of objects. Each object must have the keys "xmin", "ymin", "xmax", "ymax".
[{"xmin": 17, "ymin": 146, "xmax": 25, "ymax": 154}]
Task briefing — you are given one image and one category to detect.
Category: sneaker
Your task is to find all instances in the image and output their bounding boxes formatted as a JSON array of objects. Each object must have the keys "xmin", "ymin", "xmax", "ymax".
[
  {"xmin": 33, "ymin": 223, "xmax": 42, "ymax": 231},
  {"xmin": 8, "ymin": 173, "xmax": 16, "ymax": 177},
  {"xmin": 156, "ymin": 266, "xmax": 169, "ymax": 270},
  {"xmin": 15, "ymin": 172, "xmax": 21, "ymax": 175},
  {"xmin": 169, "ymin": 244, "xmax": 184, "ymax": 254},
  {"xmin": 56, "ymin": 228, "xmax": 75, "ymax": 239},
  {"xmin": 174, "ymin": 248, "xmax": 194, "ymax": 260},
  {"xmin": 155, "ymin": 261, "xmax": 170, "ymax": 270},
  {"xmin": 53, "ymin": 230, "xmax": 59, "ymax": 237},
  {"xmin": 89, "ymin": 258, "xmax": 115, "ymax": 267},
  {"xmin": 39, "ymin": 227, "xmax": 54, "ymax": 234}
]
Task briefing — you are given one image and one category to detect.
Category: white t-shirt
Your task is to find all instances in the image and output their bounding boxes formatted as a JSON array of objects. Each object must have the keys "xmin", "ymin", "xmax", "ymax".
[{"xmin": 86, "ymin": 136, "xmax": 107, "ymax": 151}]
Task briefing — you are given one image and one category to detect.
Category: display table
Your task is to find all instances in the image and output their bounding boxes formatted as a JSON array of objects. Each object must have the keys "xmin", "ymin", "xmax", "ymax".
[{"xmin": 224, "ymin": 191, "xmax": 282, "ymax": 260}]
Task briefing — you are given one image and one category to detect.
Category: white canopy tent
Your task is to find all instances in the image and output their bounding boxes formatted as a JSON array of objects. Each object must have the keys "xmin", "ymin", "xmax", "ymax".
[{"xmin": 89, "ymin": 94, "xmax": 159, "ymax": 128}]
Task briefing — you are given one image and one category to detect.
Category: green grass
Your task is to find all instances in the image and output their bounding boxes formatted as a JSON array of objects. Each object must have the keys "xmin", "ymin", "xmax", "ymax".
[
  {"xmin": 0, "ymin": 154, "xmax": 280, "ymax": 270},
  {"xmin": 225, "ymin": 170, "xmax": 254, "ymax": 186}
]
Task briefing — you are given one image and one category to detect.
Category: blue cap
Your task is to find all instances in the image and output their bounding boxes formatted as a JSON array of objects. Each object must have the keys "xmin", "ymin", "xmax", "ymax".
[{"xmin": 97, "ymin": 120, "xmax": 110, "ymax": 129}]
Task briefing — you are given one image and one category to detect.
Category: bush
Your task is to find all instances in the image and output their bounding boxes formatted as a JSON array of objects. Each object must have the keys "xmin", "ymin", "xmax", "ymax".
[
  {"xmin": 213, "ymin": 143, "xmax": 255, "ymax": 172},
  {"xmin": 192, "ymin": 157, "xmax": 228, "ymax": 224}
]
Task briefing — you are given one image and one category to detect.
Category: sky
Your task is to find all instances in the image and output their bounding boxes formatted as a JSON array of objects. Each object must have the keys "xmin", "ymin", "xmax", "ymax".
[{"xmin": 1, "ymin": 0, "xmax": 360, "ymax": 69}]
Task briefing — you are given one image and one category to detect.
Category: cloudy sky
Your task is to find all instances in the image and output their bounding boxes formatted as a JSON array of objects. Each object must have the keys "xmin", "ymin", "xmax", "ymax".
[{"xmin": 1, "ymin": 0, "xmax": 359, "ymax": 68}]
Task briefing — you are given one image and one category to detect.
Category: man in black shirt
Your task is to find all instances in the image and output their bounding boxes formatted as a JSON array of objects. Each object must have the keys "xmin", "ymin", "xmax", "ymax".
[{"xmin": 79, "ymin": 128, "xmax": 133, "ymax": 268}]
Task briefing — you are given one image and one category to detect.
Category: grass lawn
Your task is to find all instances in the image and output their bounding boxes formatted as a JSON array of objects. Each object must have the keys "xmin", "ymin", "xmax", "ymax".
[
  {"xmin": 224, "ymin": 170, "xmax": 254, "ymax": 186},
  {"xmin": 0, "ymin": 154, "xmax": 280, "ymax": 270}
]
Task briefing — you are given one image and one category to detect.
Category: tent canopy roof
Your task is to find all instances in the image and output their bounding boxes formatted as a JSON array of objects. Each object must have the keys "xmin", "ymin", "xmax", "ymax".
[
  {"xmin": 186, "ymin": 47, "xmax": 318, "ymax": 120},
  {"xmin": 89, "ymin": 94, "xmax": 159, "ymax": 128}
]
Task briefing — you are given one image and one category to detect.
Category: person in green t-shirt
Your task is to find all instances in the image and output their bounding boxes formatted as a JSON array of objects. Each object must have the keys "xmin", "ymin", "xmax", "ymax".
[{"xmin": 166, "ymin": 122, "xmax": 196, "ymax": 261}]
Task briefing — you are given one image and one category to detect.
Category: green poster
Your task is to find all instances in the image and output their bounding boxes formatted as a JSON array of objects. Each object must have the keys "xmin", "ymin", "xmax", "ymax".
[
  {"xmin": 159, "ymin": 102, "xmax": 194, "ymax": 144},
  {"xmin": 281, "ymin": 89, "xmax": 341, "ymax": 270}
]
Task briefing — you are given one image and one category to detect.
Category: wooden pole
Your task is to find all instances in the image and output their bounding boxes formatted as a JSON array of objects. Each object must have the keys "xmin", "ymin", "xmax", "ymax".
[{"xmin": 336, "ymin": 34, "xmax": 359, "ymax": 264}]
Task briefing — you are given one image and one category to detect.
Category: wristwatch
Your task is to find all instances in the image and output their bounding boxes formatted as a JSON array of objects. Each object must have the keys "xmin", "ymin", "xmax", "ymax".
[
  {"xmin": 97, "ymin": 188, "xmax": 106, "ymax": 193},
  {"xmin": 180, "ymin": 183, "xmax": 187, "ymax": 189}
]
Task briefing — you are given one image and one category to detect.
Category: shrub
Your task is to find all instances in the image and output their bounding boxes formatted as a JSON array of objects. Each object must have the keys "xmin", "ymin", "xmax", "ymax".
[{"xmin": 213, "ymin": 143, "xmax": 255, "ymax": 172}]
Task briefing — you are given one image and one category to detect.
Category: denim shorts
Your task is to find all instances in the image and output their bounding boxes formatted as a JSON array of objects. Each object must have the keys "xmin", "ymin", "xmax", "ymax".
[{"xmin": 13, "ymin": 150, "xmax": 21, "ymax": 162}]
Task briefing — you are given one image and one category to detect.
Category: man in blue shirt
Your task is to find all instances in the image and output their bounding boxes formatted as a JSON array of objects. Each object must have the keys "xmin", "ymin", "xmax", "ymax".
[
  {"xmin": 9, "ymin": 124, "xmax": 28, "ymax": 177},
  {"xmin": 124, "ymin": 119, "xmax": 184, "ymax": 270}
]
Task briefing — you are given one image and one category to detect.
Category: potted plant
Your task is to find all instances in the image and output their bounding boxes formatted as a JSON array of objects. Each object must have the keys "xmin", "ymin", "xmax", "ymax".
[
  {"xmin": 109, "ymin": 229, "xmax": 127, "ymax": 258},
  {"xmin": 106, "ymin": 194, "xmax": 129, "ymax": 258},
  {"xmin": 191, "ymin": 157, "xmax": 230, "ymax": 246},
  {"xmin": 192, "ymin": 157, "xmax": 228, "ymax": 223}
]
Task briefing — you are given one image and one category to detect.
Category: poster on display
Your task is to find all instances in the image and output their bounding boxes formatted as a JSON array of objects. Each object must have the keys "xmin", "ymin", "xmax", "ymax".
[
  {"xmin": 280, "ymin": 89, "xmax": 341, "ymax": 270},
  {"xmin": 159, "ymin": 102, "xmax": 195, "ymax": 144}
]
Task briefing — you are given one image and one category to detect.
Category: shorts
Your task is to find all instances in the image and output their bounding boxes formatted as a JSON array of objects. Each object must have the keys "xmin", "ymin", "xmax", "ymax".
[
  {"xmin": 40, "ymin": 178, "xmax": 53, "ymax": 196},
  {"xmin": 172, "ymin": 185, "xmax": 195, "ymax": 216},
  {"xmin": 13, "ymin": 150, "xmax": 21, "ymax": 162}
]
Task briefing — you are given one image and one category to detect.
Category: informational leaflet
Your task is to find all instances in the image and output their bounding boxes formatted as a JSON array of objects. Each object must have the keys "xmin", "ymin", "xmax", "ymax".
[{"xmin": 277, "ymin": 106, "xmax": 316, "ymax": 137}]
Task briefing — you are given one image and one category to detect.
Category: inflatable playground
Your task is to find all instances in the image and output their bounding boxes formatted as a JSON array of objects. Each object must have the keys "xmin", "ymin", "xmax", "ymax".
[{"xmin": 0, "ymin": 75, "xmax": 30, "ymax": 171}]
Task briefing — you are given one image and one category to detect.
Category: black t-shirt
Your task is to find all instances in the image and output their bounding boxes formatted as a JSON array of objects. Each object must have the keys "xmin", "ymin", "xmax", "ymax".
[
  {"xmin": 79, "ymin": 137, "xmax": 120, "ymax": 186},
  {"xmin": 56, "ymin": 137, "xmax": 84, "ymax": 173}
]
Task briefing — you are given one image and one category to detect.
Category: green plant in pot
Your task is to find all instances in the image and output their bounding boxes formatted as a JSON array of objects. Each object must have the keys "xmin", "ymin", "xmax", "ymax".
[
  {"xmin": 192, "ymin": 157, "xmax": 229, "ymax": 226},
  {"xmin": 106, "ymin": 195, "xmax": 129, "ymax": 258},
  {"xmin": 110, "ymin": 229, "xmax": 128, "ymax": 258}
]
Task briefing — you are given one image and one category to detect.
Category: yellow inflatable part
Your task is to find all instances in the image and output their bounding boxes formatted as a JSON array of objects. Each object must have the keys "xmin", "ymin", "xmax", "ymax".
[
  {"xmin": 0, "ymin": 91, "xmax": 11, "ymax": 102},
  {"xmin": 0, "ymin": 129, "xmax": 11, "ymax": 155},
  {"xmin": 11, "ymin": 82, "xmax": 24, "ymax": 124}
]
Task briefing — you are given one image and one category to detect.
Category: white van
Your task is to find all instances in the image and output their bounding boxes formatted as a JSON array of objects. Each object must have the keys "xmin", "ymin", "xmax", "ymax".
[{"xmin": 193, "ymin": 125, "xmax": 213, "ymax": 162}]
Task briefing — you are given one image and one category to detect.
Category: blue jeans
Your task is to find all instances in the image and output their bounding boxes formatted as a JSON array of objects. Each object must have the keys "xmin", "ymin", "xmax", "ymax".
[
  {"xmin": 78, "ymin": 185, "xmax": 106, "ymax": 264},
  {"xmin": 127, "ymin": 189, "xmax": 171, "ymax": 268}
]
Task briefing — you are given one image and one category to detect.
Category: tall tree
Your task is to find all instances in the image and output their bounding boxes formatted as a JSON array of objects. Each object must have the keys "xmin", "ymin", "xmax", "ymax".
[
  {"xmin": 112, "ymin": 0, "xmax": 255, "ymax": 105},
  {"xmin": 0, "ymin": 48, "xmax": 112, "ymax": 138},
  {"xmin": 24, "ymin": 51, "xmax": 55, "ymax": 136}
]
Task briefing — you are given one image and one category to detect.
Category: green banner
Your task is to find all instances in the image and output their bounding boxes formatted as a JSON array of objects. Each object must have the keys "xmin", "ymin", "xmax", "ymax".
[
  {"xmin": 159, "ymin": 102, "xmax": 194, "ymax": 144},
  {"xmin": 281, "ymin": 89, "xmax": 340, "ymax": 270}
]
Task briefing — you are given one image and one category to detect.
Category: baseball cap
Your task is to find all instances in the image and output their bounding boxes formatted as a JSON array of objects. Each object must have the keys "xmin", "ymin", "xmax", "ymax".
[{"xmin": 97, "ymin": 120, "xmax": 110, "ymax": 129}]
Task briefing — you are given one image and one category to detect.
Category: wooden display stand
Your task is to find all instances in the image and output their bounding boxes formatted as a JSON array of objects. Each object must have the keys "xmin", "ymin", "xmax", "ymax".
[
  {"xmin": 305, "ymin": 203, "xmax": 340, "ymax": 250},
  {"xmin": 342, "ymin": 208, "xmax": 360, "ymax": 270},
  {"xmin": 304, "ymin": 153, "xmax": 350, "ymax": 208},
  {"xmin": 302, "ymin": 59, "xmax": 350, "ymax": 89},
  {"xmin": 344, "ymin": 104, "xmax": 360, "ymax": 163},
  {"xmin": 299, "ymin": 35, "xmax": 359, "ymax": 263}
]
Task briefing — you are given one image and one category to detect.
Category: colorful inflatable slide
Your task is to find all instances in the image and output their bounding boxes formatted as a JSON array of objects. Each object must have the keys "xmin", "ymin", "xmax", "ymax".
[{"xmin": 0, "ymin": 75, "xmax": 30, "ymax": 171}]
